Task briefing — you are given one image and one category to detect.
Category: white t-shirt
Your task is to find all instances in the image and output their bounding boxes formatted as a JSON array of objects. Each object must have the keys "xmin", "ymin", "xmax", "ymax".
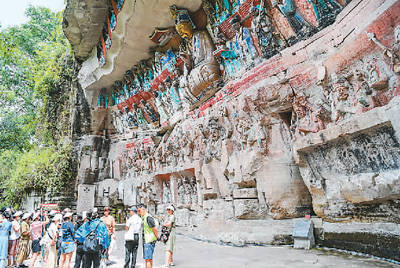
[
  {"xmin": 9, "ymin": 220, "xmax": 20, "ymax": 240},
  {"xmin": 48, "ymin": 222, "xmax": 58, "ymax": 240},
  {"xmin": 124, "ymin": 214, "xmax": 142, "ymax": 241}
]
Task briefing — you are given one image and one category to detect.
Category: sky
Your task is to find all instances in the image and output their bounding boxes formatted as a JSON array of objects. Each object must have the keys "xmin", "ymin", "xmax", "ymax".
[{"xmin": 0, "ymin": 0, "xmax": 65, "ymax": 28}]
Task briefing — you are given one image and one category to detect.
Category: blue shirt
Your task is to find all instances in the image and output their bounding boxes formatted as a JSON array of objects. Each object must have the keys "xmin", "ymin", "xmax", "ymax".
[
  {"xmin": 0, "ymin": 220, "xmax": 11, "ymax": 237},
  {"xmin": 75, "ymin": 219, "xmax": 110, "ymax": 249},
  {"xmin": 61, "ymin": 221, "xmax": 75, "ymax": 242}
]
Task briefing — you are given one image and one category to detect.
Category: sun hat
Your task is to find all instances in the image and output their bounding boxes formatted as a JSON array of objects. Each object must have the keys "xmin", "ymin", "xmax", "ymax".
[
  {"xmin": 53, "ymin": 214, "xmax": 63, "ymax": 222},
  {"xmin": 63, "ymin": 212, "xmax": 73, "ymax": 218},
  {"xmin": 13, "ymin": 211, "xmax": 23, "ymax": 217},
  {"xmin": 166, "ymin": 205, "xmax": 175, "ymax": 212},
  {"xmin": 22, "ymin": 212, "xmax": 31, "ymax": 220},
  {"xmin": 49, "ymin": 210, "xmax": 57, "ymax": 217},
  {"xmin": 129, "ymin": 206, "xmax": 137, "ymax": 213}
]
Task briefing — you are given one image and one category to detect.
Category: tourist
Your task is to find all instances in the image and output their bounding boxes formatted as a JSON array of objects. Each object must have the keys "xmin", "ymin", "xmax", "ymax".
[
  {"xmin": 16, "ymin": 212, "xmax": 31, "ymax": 267},
  {"xmin": 8, "ymin": 211, "xmax": 22, "ymax": 267},
  {"xmin": 137, "ymin": 204, "xmax": 159, "ymax": 268},
  {"xmin": 74, "ymin": 212, "xmax": 87, "ymax": 268},
  {"xmin": 124, "ymin": 206, "xmax": 142, "ymax": 268},
  {"xmin": 59, "ymin": 212, "xmax": 75, "ymax": 268},
  {"xmin": 75, "ymin": 208, "xmax": 109, "ymax": 268},
  {"xmin": 100, "ymin": 207, "xmax": 116, "ymax": 265},
  {"xmin": 163, "ymin": 205, "xmax": 176, "ymax": 267},
  {"xmin": 0, "ymin": 211, "xmax": 12, "ymax": 268},
  {"xmin": 29, "ymin": 211, "xmax": 48, "ymax": 268},
  {"xmin": 46, "ymin": 213, "xmax": 62, "ymax": 268}
]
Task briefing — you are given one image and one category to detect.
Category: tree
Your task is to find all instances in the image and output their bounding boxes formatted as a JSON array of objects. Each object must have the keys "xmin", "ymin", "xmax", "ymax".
[{"xmin": 0, "ymin": 6, "xmax": 76, "ymax": 207}]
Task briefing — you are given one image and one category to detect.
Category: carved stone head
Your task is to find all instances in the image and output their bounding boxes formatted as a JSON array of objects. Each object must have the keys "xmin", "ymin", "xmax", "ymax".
[
  {"xmin": 170, "ymin": 5, "xmax": 194, "ymax": 40},
  {"xmin": 334, "ymin": 78, "xmax": 350, "ymax": 101},
  {"xmin": 230, "ymin": 15, "xmax": 241, "ymax": 33}
]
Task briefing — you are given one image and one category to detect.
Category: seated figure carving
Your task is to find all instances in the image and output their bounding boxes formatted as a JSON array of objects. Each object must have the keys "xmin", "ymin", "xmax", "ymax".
[{"xmin": 170, "ymin": 5, "xmax": 221, "ymax": 98}]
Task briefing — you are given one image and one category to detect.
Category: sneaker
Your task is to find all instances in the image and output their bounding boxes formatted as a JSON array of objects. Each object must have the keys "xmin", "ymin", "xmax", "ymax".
[{"xmin": 170, "ymin": 262, "xmax": 175, "ymax": 266}]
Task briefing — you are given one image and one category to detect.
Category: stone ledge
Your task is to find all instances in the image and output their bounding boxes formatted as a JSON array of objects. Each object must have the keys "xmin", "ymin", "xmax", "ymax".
[{"xmin": 293, "ymin": 96, "xmax": 400, "ymax": 155}]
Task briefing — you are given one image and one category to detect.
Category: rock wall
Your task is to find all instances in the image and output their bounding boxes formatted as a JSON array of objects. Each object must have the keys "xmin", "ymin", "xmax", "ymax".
[{"xmin": 68, "ymin": 0, "xmax": 400, "ymax": 239}]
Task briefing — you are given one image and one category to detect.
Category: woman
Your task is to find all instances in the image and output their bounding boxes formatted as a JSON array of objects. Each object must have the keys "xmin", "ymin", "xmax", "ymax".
[
  {"xmin": 163, "ymin": 205, "xmax": 176, "ymax": 267},
  {"xmin": 16, "ymin": 213, "xmax": 31, "ymax": 267},
  {"xmin": 100, "ymin": 207, "xmax": 116, "ymax": 265},
  {"xmin": 59, "ymin": 213, "xmax": 75, "ymax": 268},
  {"xmin": 8, "ymin": 211, "xmax": 22, "ymax": 267},
  {"xmin": 0, "ymin": 212, "xmax": 12, "ymax": 268},
  {"xmin": 46, "ymin": 214, "xmax": 62, "ymax": 268},
  {"xmin": 29, "ymin": 212, "xmax": 47, "ymax": 268}
]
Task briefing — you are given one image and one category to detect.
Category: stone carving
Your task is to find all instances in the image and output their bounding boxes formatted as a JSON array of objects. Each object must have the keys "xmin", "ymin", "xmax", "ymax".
[
  {"xmin": 171, "ymin": 5, "xmax": 221, "ymax": 97},
  {"xmin": 177, "ymin": 175, "xmax": 198, "ymax": 206},
  {"xmin": 310, "ymin": 0, "xmax": 342, "ymax": 29},
  {"xmin": 140, "ymin": 99, "xmax": 159, "ymax": 126},
  {"xmin": 133, "ymin": 104, "xmax": 148, "ymax": 127},
  {"xmin": 366, "ymin": 26, "xmax": 400, "ymax": 75},
  {"xmin": 291, "ymin": 92, "xmax": 328, "ymax": 136},
  {"xmin": 273, "ymin": 0, "xmax": 315, "ymax": 41},
  {"xmin": 330, "ymin": 76, "xmax": 356, "ymax": 122},
  {"xmin": 251, "ymin": 6, "xmax": 281, "ymax": 59}
]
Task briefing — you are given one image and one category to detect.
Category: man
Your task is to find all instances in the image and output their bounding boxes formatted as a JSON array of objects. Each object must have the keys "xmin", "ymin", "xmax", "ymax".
[
  {"xmin": 137, "ymin": 204, "xmax": 158, "ymax": 268},
  {"xmin": 100, "ymin": 207, "xmax": 116, "ymax": 265},
  {"xmin": 75, "ymin": 208, "xmax": 109, "ymax": 268},
  {"xmin": 124, "ymin": 207, "xmax": 142, "ymax": 268},
  {"xmin": 74, "ymin": 212, "xmax": 87, "ymax": 268}
]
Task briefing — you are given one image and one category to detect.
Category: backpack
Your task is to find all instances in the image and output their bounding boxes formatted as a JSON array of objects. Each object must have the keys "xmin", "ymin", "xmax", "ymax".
[
  {"xmin": 160, "ymin": 226, "xmax": 170, "ymax": 243},
  {"xmin": 83, "ymin": 222, "xmax": 101, "ymax": 254}
]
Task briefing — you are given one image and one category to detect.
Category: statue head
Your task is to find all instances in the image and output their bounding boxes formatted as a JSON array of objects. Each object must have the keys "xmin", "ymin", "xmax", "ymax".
[
  {"xmin": 170, "ymin": 5, "xmax": 194, "ymax": 40},
  {"xmin": 230, "ymin": 15, "xmax": 241, "ymax": 33},
  {"xmin": 334, "ymin": 77, "xmax": 350, "ymax": 101},
  {"xmin": 115, "ymin": 80, "xmax": 122, "ymax": 87},
  {"xmin": 292, "ymin": 93, "xmax": 307, "ymax": 118}
]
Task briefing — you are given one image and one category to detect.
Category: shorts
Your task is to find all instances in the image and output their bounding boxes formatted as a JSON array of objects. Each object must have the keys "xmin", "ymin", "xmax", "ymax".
[
  {"xmin": 32, "ymin": 239, "xmax": 41, "ymax": 253},
  {"xmin": 143, "ymin": 242, "xmax": 156, "ymax": 260},
  {"xmin": 60, "ymin": 241, "xmax": 75, "ymax": 254}
]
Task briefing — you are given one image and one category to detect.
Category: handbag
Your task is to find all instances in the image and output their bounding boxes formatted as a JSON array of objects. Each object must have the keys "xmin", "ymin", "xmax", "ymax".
[
  {"xmin": 160, "ymin": 226, "xmax": 170, "ymax": 243},
  {"xmin": 83, "ymin": 223, "xmax": 101, "ymax": 254}
]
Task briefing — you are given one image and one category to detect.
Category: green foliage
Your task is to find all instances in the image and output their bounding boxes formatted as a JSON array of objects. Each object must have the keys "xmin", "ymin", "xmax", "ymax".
[
  {"xmin": 0, "ymin": 6, "xmax": 77, "ymax": 207},
  {"xmin": 1, "ymin": 143, "xmax": 74, "ymax": 207}
]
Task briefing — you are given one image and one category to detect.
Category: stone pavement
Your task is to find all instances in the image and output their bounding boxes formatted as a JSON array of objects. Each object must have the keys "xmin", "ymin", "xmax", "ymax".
[{"xmin": 26, "ymin": 230, "xmax": 398, "ymax": 268}]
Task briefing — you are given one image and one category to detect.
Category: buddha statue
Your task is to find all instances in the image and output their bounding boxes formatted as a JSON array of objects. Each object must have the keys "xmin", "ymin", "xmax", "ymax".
[{"xmin": 170, "ymin": 5, "xmax": 221, "ymax": 98}]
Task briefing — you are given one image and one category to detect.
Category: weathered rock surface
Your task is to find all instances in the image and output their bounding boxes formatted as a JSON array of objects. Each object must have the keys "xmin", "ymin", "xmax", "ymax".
[
  {"xmin": 64, "ymin": 0, "xmax": 400, "ymax": 260},
  {"xmin": 63, "ymin": 0, "xmax": 109, "ymax": 60}
]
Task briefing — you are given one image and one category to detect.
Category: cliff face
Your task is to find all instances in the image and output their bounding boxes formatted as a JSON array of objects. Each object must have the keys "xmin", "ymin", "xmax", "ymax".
[{"xmin": 64, "ymin": 0, "xmax": 400, "ymax": 260}]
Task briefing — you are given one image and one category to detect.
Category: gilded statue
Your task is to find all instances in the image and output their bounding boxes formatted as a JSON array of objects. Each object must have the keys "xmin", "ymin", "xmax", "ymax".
[{"xmin": 170, "ymin": 5, "xmax": 221, "ymax": 97}]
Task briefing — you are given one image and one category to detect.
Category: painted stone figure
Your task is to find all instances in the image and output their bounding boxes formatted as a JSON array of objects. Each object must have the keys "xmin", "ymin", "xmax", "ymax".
[
  {"xmin": 140, "ymin": 99, "xmax": 159, "ymax": 125},
  {"xmin": 133, "ymin": 104, "xmax": 148, "ymax": 127},
  {"xmin": 331, "ymin": 77, "xmax": 356, "ymax": 122},
  {"xmin": 352, "ymin": 69, "xmax": 374, "ymax": 113},
  {"xmin": 126, "ymin": 107, "xmax": 139, "ymax": 129},
  {"xmin": 165, "ymin": 79, "xmax": 182, "ymax": 112},
  {"xmin": 154, "ymin": 91, "xmax": 170, "ymax": 123},
  {"xmin": 291, "ymin": 92, "xmax": 328, "ymax": 136},
  {"xmin": 308, "ymin": 0, "xmax": 342, "ymax": 28},
  {"xmin": 170, "ymin": 5, "xmax": 221, "ymax": 97},
  {"xmin": 251, "ymin": 6, "xmax": 281, "ymax": 59},
  {"xmin": 273, "ymin": 0, "xmax": 315, "ymax": 40}
]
